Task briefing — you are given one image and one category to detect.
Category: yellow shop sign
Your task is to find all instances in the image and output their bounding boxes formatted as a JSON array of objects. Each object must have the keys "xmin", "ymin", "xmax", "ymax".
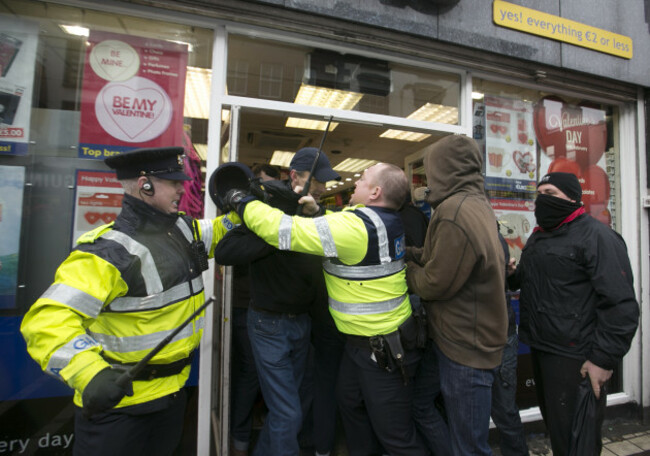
[{"xmin": 493, "ymin": 0, "xmax": 633, "ymax": 59}]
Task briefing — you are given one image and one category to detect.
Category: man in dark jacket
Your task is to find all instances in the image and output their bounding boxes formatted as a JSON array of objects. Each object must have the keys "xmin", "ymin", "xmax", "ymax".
[
  {"xmin": 214, "ymin": 148, "xmax": 340, "ymax": 456},
  {"xmin": 508, "ymin": 172, "xmax": 639, "ymax": 456},
  {"xmin": 406, "ymin": 134, "xmax": 507, "ymax": 455}
]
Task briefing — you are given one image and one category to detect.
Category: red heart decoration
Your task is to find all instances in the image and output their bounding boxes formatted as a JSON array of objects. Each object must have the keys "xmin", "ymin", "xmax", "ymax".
[
  {"xmin": 547, "ymin": 157, "xmax": 581, "ymax": 177},
  {"xmin": 580, "ymin": 164, "xmax": 610, "ymax": 214},
  {"xmin": 84, "ymin": 212, "xmax": 100, "ymax": 224},
  {"xmin": 513, "ymin": 150, "xmax": 536, "ymax": 173},
  {"xmin": 533, "ymin": 96, "xmax": 607, "ymax": 170},
  {"xmin": 101, "ymin": 212, "xmax": 118, "ymax": 224}
]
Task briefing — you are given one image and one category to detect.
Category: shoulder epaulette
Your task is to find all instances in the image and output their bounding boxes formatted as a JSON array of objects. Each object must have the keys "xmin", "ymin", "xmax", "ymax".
[{"xmin": 76, "ymin": 222, "xmax": 115, "ymax": 245}]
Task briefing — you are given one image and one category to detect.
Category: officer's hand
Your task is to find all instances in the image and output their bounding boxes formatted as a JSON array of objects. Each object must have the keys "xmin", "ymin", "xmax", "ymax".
[
  {"xmin": 580, "ymin": 360, "xmax": 612, "ymax": 399},
  {"xmin": 223, "ymin": 189, "xmax": 256, "ymax": 216},
  {"xmin": 297, "ymin": 194, "xmax": 320, "ymax": 216},
  {"xmin": 82, "ymin": 368, "xmax": 133, "ymax": 418}
]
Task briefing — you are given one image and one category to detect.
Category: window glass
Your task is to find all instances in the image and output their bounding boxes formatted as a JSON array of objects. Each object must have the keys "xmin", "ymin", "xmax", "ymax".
[
  {"xmin": 0, "ymin": 4, "xmax": 213, "ymax": 451},
  {"xmin": 227, "ymin": 35, "xmax": 461, "ymax": 129},
  {"xmin": 472, "ymin": 78, "xmax": 622, "ymax": 404}
]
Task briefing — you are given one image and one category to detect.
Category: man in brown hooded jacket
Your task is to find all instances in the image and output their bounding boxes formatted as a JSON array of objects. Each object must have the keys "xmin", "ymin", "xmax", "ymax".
[{"xmin": 406, "ymin": 134, "xmax": 507, "ymax": 456}]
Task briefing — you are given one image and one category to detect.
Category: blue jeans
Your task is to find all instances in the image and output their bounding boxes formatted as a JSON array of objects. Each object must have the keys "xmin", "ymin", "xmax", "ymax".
[
  {"xmin": 248, "ymin": 308, "xmax": 311, "ymax": 456},
  {"xmin": 436, "ymin": 344, "xmax": 495, "ymax": 456},
  {"xmin": 491, "ymin": 333, "xmax": 528, "ymax": 456},
  {"xmin": 230, "ymin": 307, "xmax": 260, "ymax": 450},
  {"xmin": 412, "ymin": 340, "xmax": 453, "ymax": 456}
]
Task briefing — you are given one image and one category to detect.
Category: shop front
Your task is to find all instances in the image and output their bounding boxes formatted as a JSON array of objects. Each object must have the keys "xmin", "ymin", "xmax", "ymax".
[{"xmin": 0, "ymin": 0, "xmax": 647, "ymax": 454}]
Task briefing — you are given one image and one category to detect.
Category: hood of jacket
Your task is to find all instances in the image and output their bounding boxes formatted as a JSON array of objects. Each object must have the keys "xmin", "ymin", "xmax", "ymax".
[{"xmin": 424, "ymin": 135, "xmax": 485, "ymax": 208}]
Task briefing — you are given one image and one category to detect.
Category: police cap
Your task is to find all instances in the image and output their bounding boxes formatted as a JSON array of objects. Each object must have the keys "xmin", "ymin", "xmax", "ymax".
[{"xmin": 104, "ymin": 147, "xmax": 191, "ymax": 181}]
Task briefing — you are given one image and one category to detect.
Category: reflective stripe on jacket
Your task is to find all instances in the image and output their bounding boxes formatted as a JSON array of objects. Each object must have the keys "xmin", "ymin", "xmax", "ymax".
[
  {"xmin": 21, "ymin": 195, "xmax": 239, "ymax": 408},
  {"xmin": 243, "ymin": 201, "xmax": 411, "ymax": 336}
]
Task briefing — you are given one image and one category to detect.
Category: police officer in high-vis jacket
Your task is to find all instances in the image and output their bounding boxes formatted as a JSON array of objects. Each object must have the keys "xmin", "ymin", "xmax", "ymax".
[
  {"xmin": 21, "ymin": 147, "xmax": 239, "ymax": 456},
  {"xmin": 224, "ymin": 163, "xmax": 428, "ymax": 456}
]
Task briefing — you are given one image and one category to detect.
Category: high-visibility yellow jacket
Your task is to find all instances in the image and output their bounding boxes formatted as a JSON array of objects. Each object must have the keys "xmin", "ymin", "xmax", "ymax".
[
  {"xmin": 242, "ymin": 201, "xmax": 411, "ymax": 336},
  {"xmin": 21, "ymin": 195, "xmax": 239, "ymax": 408}
]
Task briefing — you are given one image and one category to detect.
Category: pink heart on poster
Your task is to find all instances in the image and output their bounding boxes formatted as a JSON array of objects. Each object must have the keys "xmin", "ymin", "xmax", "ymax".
[{"xmin": 100, "ymin": 85, "xmax": 167, "ymax": 140}]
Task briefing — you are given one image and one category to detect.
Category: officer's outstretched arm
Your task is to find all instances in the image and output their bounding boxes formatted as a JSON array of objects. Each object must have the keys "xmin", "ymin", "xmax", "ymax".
[{"xmin": 242, "ymin": 200, "xmax": 367, "ymax": 264}]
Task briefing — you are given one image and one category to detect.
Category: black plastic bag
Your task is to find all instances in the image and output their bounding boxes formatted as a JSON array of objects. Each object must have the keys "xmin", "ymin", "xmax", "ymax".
[{"xmin": 569, "ymin": 377, "xmax": 606, "ymax": 456}]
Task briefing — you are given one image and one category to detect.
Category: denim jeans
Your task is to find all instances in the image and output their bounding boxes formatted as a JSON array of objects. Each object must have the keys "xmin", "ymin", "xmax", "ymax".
[
  {"xmin": 248, "ymin": 308, "xmax": 311, "ymax": 456},
  {"xmin": 412, "ymin": 339, "xmax": 453, "ymax": 456},
  {"xmin": 436, "ymin": 344, "xmax": 495, "ymax": 456},
  {"xmin": 491, "ymin": 333, "xmax": 528, "ymax": 456},
  {"xmin": 298, "ymin": 306, "xmax": 345, "ymax": 454},
  {"xmin": 230, "ymin": 307, "xmax": 260, "ymax": 451}
]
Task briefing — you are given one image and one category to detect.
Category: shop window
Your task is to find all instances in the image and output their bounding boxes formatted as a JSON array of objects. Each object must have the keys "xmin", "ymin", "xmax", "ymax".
[
  {"xmin": 227, "ymin": 34, "xmax": 461, "ymax": 130},
  {"xmin": 0, "ymin": 3, "xmax": 214, "ymax": 451},
  {"xmin": 472, "ymin": 78, "xmax": 622, "ymax": 406}
]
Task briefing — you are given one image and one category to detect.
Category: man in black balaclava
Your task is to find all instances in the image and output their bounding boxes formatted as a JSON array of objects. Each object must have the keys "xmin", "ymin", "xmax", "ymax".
[
  {"xmin": 508, "ymin": 172, "xmax": 639, "ymax": 456},
  {"xmin": 533, "ymin": 172, "xmax": 583, "ymax": 231}
]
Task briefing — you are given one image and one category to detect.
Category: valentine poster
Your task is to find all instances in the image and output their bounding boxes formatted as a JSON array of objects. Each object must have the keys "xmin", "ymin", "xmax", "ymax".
[
  {"xmin": 533, "ymin": 96, "xmax": 611, "ymax": 225},
  {"xmin": 0, "ymin": 16, "xmax": 38, "ymax": 156},
  {"xmin": 78, "ymin": 31, "xmax": 188, "ymax": 160},
  {"xmin": 492, "ymin": 199, "xmax": 536, "ymax": 264},
  {"xmin": 484, "ymin": 95, "xmax": 537, "ymax": 180},
  {"xmin": 72, "ymin": 170, "xmax": 123, "ymax": 247},
  {"xmin": 0, "ymin": 165, "xmax": 25, "ymax": 309}
]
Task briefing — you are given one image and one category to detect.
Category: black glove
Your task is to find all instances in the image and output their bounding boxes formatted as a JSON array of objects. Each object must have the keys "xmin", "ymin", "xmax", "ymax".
[
  {"xmin": 223, "ymin": 188, "xmax": 256, "ymax": 217},
  {"xmin": 82, "ymin": 368, "xmax": 133, "ymax": 418}
]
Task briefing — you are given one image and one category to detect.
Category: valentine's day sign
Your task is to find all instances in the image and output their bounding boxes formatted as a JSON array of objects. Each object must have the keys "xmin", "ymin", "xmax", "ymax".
[
  {"xmin": 78, "ymin": 31, "xmax": 187, "ymax": 160},
  {"xmin": 534, "ymin": 96, "xmax": 612, "ymax": 225},
  {"xmin": 72, "ymin": 170, "xmax": 123, "ymax": 247},
  {"xmin": 484, "ymin": 95, "xmax": 537, "ymax": 180}
]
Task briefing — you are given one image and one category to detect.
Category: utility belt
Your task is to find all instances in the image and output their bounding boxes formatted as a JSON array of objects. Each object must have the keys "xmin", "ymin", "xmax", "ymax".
[
  {"xmin": 347, "ymin": 307, "xmax": 428, "ymax": 385},
  {"xmin": 102, "ymin": 351, "xmax": 195, "ymax": 381}
]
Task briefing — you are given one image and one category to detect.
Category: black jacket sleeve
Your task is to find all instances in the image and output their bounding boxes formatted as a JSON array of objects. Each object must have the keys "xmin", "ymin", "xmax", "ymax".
[
  {"xmin": 585, "ymin": 228, "xmax": 639, "ymax": 370},
  {"xmin": 214, "ymin": 225, "xmax": 276, "ymax": 266}
]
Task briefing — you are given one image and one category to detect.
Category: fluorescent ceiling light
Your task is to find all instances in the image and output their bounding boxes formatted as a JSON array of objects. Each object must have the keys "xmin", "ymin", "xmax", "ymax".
[
  {"xmin": 334, "ymin": 158, "xmax": 378, "ymax": 173},
  {"xmin": 60, "ymin": 25, "xmax": 89, "ymax": 37},
  {"xmin": 285, "ymin": 84, "xmax": 363, "ymax": 131},
  {"xmin": 269, "ymin": 151, "xmax": 295, "ymax": 168},
  {"xmin": 406, "ymin": 103, "xmax": 458, "ymax": 123},
  {"xmin": 345, "ymin": 177, "xmax": 352, "ymax": 181},
  {"xmin": 380, "ymin": 130, "xmax": 431, "ymax": 142},
  {"xmin": 326, "ymin": 180, "xmax": 339, "ymax": 189},
  {"xmin": 294, "ymin": 84, "xmax": 363, "ymax": 110},
  {"xmin": 379, "ymin": 130, "xmax": 431, "ymax": 142},
  {"xmin": 285, "ymin": 117, "xmax": 338, "ymax": 131},
  {"xmin": 380, "ymin": 102, "xmax": 458, "ymax": 141},
  {"xmin": 472, "ymin": 91, "xmax": 485, "ymax": 100},
  {"xmin": 184, "ymin": 66, "xmax": 211, "ymax": 119}
]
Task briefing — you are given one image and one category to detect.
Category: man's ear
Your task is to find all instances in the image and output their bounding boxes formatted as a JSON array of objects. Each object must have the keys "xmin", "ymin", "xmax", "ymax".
[
  {"xmin": 369, "ymin": 185, "xmax": 382, "ymax": 202},
  {"xmin": 289, "ymin": 169, "xmax": 297, "ymax": 183}
]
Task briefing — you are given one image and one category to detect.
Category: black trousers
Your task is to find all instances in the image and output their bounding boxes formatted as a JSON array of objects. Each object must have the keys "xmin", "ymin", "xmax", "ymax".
[
  {"xmin": 531, "ymin": 349, "xmax": 607, "ymax": 456},
  {"xmin": 336, "ymin": 342, "xmax": 427, "ymax": 456},
  {"xmin": 73, "ymin": 389, "xmax": 187, "ymax": 456}
]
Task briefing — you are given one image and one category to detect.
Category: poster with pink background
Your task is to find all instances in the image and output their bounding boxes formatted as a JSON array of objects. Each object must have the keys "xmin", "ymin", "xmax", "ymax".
[{"xmin": 78, "ymin": 31, "xmax": 187, "ymax": 160}]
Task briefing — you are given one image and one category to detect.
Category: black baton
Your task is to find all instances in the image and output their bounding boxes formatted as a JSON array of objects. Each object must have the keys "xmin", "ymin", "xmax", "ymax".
[
  {"xmin": 115, "ymin": 295, "xmax": 216, "ymax": 389},
  {"xmin": 296, "ymin": 116, "xmax": 333, "ymax": 215}
]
